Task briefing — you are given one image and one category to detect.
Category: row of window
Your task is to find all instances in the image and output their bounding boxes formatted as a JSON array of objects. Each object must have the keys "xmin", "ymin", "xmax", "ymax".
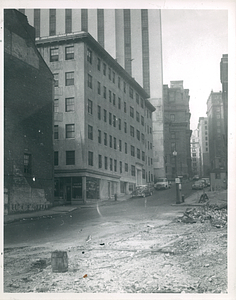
[
  {"xmin": 54, "ymin": 124, "xmax": 153, "ymax": 151},
  {"xmin": 54, "ymin": 151, "xmax": 151, "ymax": 177},
  {"xmin": 51, "ymin": 45, "xmax": 150, "ymax": 112}
]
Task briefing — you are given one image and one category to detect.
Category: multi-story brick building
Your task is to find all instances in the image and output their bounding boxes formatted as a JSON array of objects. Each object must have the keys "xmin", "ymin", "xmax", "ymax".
[
  {"xmin": 198, "ymin": 117, "xmax": 210, "ymax": 177},
  {"xmin": 163, "ymin": 81, "xmax": 192, "ymax": 180},
  {"xmin": 35, "ymin": 31, "xmax": 155, "ymax": 204},
  {"xmin": 4, "ymin": 9, "xmax": 54, "ymax": 214},
  {"xmin": 20, "ymin": 8, "xmax": 165, "ymax": 181},
  {"xmin": 206, "ymin": 91, "xmax": 227, "ymax": 188}
]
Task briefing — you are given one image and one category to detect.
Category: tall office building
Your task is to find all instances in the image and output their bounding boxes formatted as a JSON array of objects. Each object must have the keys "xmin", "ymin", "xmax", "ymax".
[
  {"xmin": 190, "ymin": 129, "xmax": 201, "ymax": 177},
  {"xmin": 198, "ymin": 117, "xmax": 210, "ymax": 177},
  {"xmin": 21, "ymin": 8, "xmax": 164, "ymax": 180}
]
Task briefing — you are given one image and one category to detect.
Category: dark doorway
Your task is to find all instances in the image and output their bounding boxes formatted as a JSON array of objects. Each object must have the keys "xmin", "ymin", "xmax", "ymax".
[{"xmin": 66, "ymin": 185, "xmax": 71, "ymax": 204}]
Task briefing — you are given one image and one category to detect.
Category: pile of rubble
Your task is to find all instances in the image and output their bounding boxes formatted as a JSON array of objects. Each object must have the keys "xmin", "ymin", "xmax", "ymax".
[{"xmin": 178, "ymin": 203, "xmax": 227, "ymax": 228}]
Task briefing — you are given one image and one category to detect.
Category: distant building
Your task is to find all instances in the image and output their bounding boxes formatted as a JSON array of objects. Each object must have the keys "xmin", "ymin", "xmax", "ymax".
[
  {"xmin": 4, "ymin": 9, "xmax": 54, "ymax": 214},
  {"xmin": 190, "ymin": 129, "xmax": 201, "ymax": 176},
  {"xmin": 21, "ymin": 8, "xmax": 165, "ymax": 181},
  {"xmin": 35, "ymin": 31, "xmax": 155, "ymax": 204},
  {"xmin": 198, "ymin": 117, "xmax": 210, "ymax": 177},
  {"xmin": 163, "ymin": 81, "xmax": 192, "ymax": 180},
  {"xmin": 206, "ymin": 91, "xmax": 227, "ymax": 189}
]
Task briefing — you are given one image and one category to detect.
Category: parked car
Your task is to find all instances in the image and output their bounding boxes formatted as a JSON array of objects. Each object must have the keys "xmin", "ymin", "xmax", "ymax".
[
  {"xmin": 202, "ymin": 177, "xmax": 210, "ymax": 187},
  {"xmin": 154, "ymin": 178, "xmax": 170, "ymax": 190},
  {"xmin": 192, "ymin": 175, "xmax": 200, "ymax": 181},
  {"xmin": 131, "ymin": 185, "xmax": 153, "ymax": 198},
  {"xmin": 192, "ymin": 180, "xmax": 205, "ymax": 190}
]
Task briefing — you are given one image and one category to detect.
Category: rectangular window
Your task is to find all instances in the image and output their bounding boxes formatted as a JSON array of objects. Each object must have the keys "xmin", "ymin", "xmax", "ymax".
[
  {"xmin": 104, "ymin": 156, "xmax": 108, "ymax": 169},
  {"xmin": 130, "ymin": 106, "xmax": 134, "ymax": 118},
  {"xmin": 97, "ymin": 81, "xmax": 101, "ymax": 95},
  {"xmin": 97, "ymin": 58, "xmax": 101, "ymax": 70},
  {"xmin": 109, "ymin": 135, "xmax": 113, "ymax": 148},
  {"xmin": 112, "ymin": 71, "xmax": 115, "ymax": 83},
  {"xmin": 88, "ymin": 125, "xmax": 93, "ymax": 140},
  {"xmin": 118, "ymin": 77, "xmax": 121, "ymax": 89},
  {"xmin": 54, "ymin": 99, "xmax": 59, "ymax": 112},
  {"xmin": 130, "ymin": 126, "xmax": 134, "ymax": 137},
  {"xmin": 136, "ymin": 130, "xmax": 140, "ymax": 141},
  {"xmin": 142, "ymin": 169, "xmax": 145, "ymax": 179},
  {"xmin": 104, "ymin": 109, "xmax": 107, "ymax": 122},
  {"xmin": 108, "ymin": 67, "xmax": 111, "ymax": 80},
  {"xmin": 24, "ymin": 153, "xmax": 32, "ymax": 174},
  {"xmin": 119, "ymin": 140, "xmax": 122, "ymax": 151},
  {"xmin": 131, "ymin": 165, "xmax": 135, "ymax": 176},
  {"xmin": 113, "ymin": 115, "xmax": 116, "ymax": 127},
  {"xmin": 34, "ymin": 9, "xmax": 40, "ymax": 38},
  {"xmin": 98, "ymin": 130, "xmax": 101, "ymax": 143},
  {"xmin": 129, "ymin": 86, "xmax": 133, "ymax": 98},
  {"xmin": 114, "ymin": 160, "xmax": 117, "ymax": 172},
  {"xmin": 171, "ymin": 132, "xmax": 176, "ymax": 139},
  {"xmin": 66, "ymin": 124, "xmax": 75, "ymax": 138},
  {"xmin": 113, "ymin": 93, "xmax": 116, "ymax": 105},
  {"xmin": 54, "ymin": 151, "xmax": 58, "ymax": 166},
  {"xmin": 103, "ymin": 86, "xmax": 107, "ymax": 98},
  {"xmin": 103, "ymin": 63, "xmax": 107, "ymax": 76},
  {"xmin": 136, "ymin": 111, "xmax": 140, "ymax": 122},
  {"xmin": 54, "ymin": 73, "xmax": 59, "ymax": 87},
  {"xmin": 171, "ymin": 142, "xmax": 176, "ymax": 151},
  {"xmin": 110, "ymin": 158, "xmax": 113, "ymax": 171},
  {"xmin": 109, "ymin": 112, "xmax": 112, "ymax": 125},
  {"xmin": 65, "ymin": 46, "xmax": 74, "ymax": 60},
  {"xmin": 142, "ymin": 151, "xmax": 145, "ymax": 161},
  {"xmin": 65, "ymin": 97, "xmax": 74, "ymax": 112},
  {"xmin": 97, "ymin": 105, "xmax": 101, "ymax": 120},
  {"xmin": 88, "ymin": 99, "xmax": 93, "ymax": 114},
  {"xmin": 109, "ymin": 90, "xmax": 112, "ymax": 102},
  {"xmin": 118, "ymin": 97, "xmax": 121, "ymax": 109},
  {"xmin": 114, "ymin": 137, "xmax": 117, "ymax": 149},
  {"xmin": 125, "ymin": 163, "xmax": 128, "ymax": 172},
  {"xmin": 50, "ymin": 47, "xmax": 59, "ymax": 62},
  {"xmin": 170, "ymin": 114, "xmax": 175, "ymax": 122},
  {"xmin": 49, "ymin": 9, "xmax": 56, "ymax": 36},
  {"xmin": 65, "ymin": 9, "xmax": 72, "ymax": 33},
  {"xmin": 88, "ymin": 74, "xmax": 92, "ymax": 89},
  {"xmin": 125, "ymin": 143, "xmax": 127, "ymax": 154},
  {"xmin": 88, "ymin": 151, "xmax": 93, "ymax": 166},
  {"xmin": 141, "ymin": 98, "xmax": 144, "ymax": 108},
  {"xmin": 98, "ymin": 154, "xmax": 102, "ymax": 168},
  {"xmin": 124, "ymin": 102, "xmax": 127, "ymax": 113},
  {"xmin": 118, "ymin": 118, "xmax": 121, "ymax": 130},
  {"xmin": 124, "ymin": 81, "xmax": 126, "ymax": 93},
  {"xmin": 65, "ymin": 72, "xmax": 74, "ymax": 86},
  {"xmin": 131, "ymin": 145, "xmax": 135, "ymax": 157},
  {"xmin": 54, "ymin": 125, "xmax": 58, "ymax": 139},
  {"xmin": 66, "ymin": 151, "xmax": 75, "ymax": 165},
  {"xmin": 120, "ymin": 161, "xmax": 122, "ymax": 173},
  {"xmin": 87, "ymin": 48, "xmax": 92, "ymax": 64},
  {"xmin": 104, "ymin": 132, "xmax": 107, "ymax": 145},
  {"xmin": 141, "ymin": 133, "xmax": 145, "ymax": 144},
  {"xmin": 124, "ymin": 122, "xmax": 127, "ymax": 133},
  {"xmin": 137, "ymin": 148, "xmax": 140, "ymax": 159},
  {"xmin": 141, "ymin": 115, "xmax": 144, "ymax": 126}
]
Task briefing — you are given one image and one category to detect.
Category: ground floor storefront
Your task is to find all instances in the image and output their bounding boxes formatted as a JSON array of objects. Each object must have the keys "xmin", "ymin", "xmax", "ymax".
[{"xmin": 54, "ymin": 171, "xmax": 137, "ymax": 205}]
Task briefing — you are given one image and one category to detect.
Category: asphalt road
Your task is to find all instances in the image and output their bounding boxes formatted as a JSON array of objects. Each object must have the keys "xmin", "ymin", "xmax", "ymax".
[{"xmin": 4, "ymin": 181, "xmax": 194, "ymax": 248}]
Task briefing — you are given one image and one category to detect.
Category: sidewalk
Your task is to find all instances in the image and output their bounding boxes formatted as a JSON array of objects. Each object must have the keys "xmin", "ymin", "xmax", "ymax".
[
  {"xmin": 4, "ymin": 190, "xmax": 227, "ymax": 224},
  {"xmin": 4, "ymin": 194, "xmax": 131, "ymax": 224}
]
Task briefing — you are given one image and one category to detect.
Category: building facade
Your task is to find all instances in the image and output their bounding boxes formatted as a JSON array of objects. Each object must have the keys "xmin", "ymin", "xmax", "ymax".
[
  {"xmin": 220, "ymin": 54, "xmax": 228, "ymax": 147},
  {"xmin": 163, "ymin": 81, "xmax": 192, "ymax": 180},
  {"xmin": 190, "ymin": 129, "xmax": 201, "ymax": 177},
  {"xmin": 35, "ymin": 32, "xmax": 155, "ymax": 205},
  {"xmin": 206, "ymin": 91, "xmax": 227, "ymax": 188},
  {"xmin": 4, "ymin": 9, "xmax": 54, "ymax": 214},
  {"xmin": 20, "ymin": 8, "xmax": 165, "ymax": 181},
  {"xmin": 198, "ymin": 117, "xmax": 210, "ymax": 177}
]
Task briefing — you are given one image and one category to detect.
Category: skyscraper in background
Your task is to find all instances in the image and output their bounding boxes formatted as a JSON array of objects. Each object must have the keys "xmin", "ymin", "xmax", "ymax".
[{"xmin": 21, "ymin": 8, "xmax": 165, "ymax": 180}]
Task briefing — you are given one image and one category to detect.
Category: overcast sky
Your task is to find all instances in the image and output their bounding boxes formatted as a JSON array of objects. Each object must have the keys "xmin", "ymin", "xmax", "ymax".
[{"xmin": 161, "ymin": 9, "xmax": 228, "ymax": 130}]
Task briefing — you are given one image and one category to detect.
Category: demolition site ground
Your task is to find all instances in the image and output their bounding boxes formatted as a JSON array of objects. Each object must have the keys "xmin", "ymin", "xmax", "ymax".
[{"xmin": 3, "ymin": 195, "xmax": 228, "ymax": 294}]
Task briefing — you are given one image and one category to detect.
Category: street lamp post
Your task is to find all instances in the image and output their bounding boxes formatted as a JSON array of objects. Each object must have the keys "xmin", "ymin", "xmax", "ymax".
[{"xmin": 173, "ymin": 151, "xmax": 181, "ymax": 204}]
